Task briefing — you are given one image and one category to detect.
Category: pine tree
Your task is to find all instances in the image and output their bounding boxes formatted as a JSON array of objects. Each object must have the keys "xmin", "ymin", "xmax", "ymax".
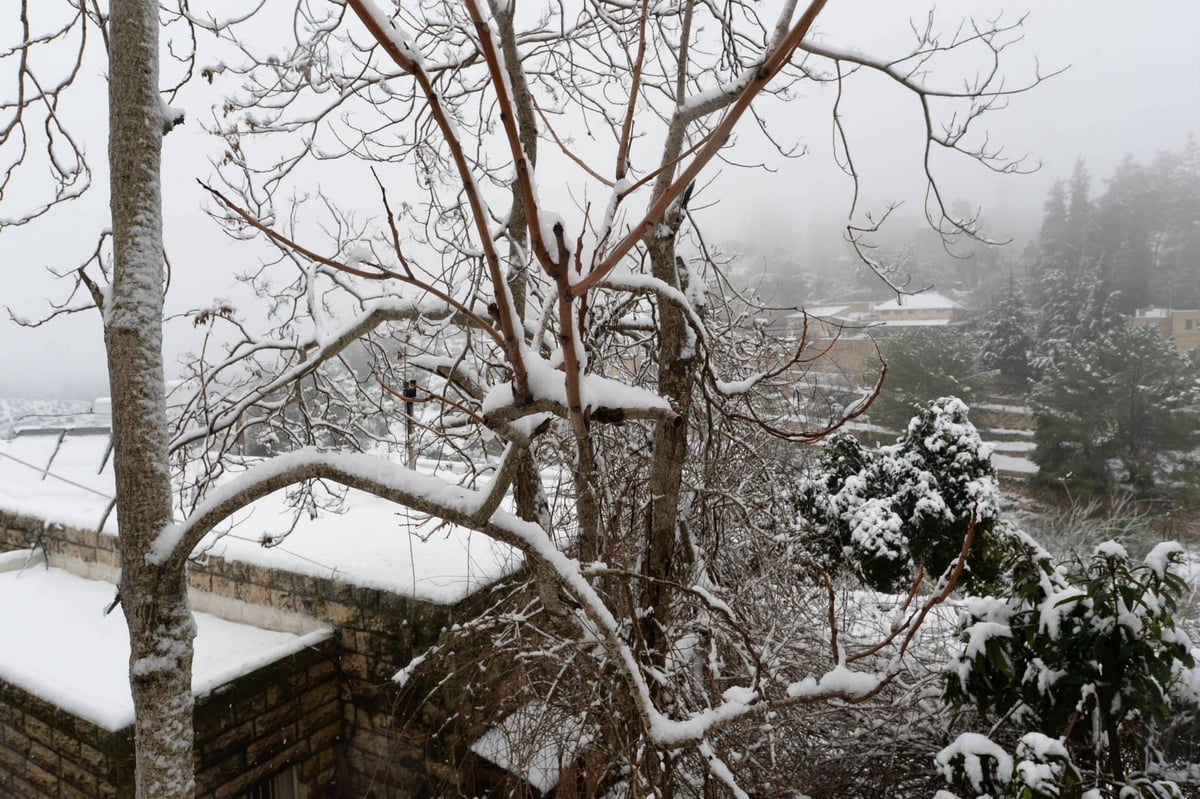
[
  {"xmin": 1065, "ymin": 158, "xmax": 1091, "ymax": 269},
  {"xmin": 869, "ymin": 330, "xmax": 980, "ymax": 432},
  {"xmin": 1032, "ymin": 324, "xmax": 1199, "ymax": 498},
  {"xmin": 795, "ymin": 398, "xmax": 1008, "ymax": 592},
  {"xmin": 978, "ymin": 279, "xmax": 1035, "ymax": 391},
  {"xmin": 1031, "ymin": 337, "xmax": 1116, "ymax": 495}
]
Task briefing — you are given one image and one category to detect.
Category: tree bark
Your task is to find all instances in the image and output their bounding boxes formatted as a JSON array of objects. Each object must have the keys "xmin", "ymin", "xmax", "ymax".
[
  {"xmin": 638, "ymin": 1, "xmax": 700, "ymax": 666},
  {"xmin": 108, "ymin": 1, "xmax": 197, "ymax": 796}
]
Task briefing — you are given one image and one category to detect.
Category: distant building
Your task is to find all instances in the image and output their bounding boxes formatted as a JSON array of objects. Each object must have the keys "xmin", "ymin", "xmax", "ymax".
[
  {"xmin": 777, "ymin": 291, "xmax": 972, "ymax": 384},
  {"xmin": 869, "ymin": 291, "xmax": 968, "ymax": 327},
  {"xmin": 1127, "ymin": 307, "xmax": 1200, "ymax": 356}
]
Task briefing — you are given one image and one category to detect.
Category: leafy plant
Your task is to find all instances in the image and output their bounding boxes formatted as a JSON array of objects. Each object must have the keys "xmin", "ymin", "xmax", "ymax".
[{"xmin": 944, "ymin": 536, "xmax": 1200, "ymax": 797}]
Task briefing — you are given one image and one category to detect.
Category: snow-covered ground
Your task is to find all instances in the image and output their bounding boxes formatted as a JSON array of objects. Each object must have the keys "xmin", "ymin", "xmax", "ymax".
[
  {"xmin": 991, "ymin": 440, "xmax": 1036, "ymax": 453},
  {"xmin": 0, "ymin": 551, "xmax": 330, "ymax": 730},
  {"xmin": 991, "ymin": 453, "xmax": 1038, "ymax": 474},
  {"xmin": 0, "ymin": 398, "xmax": 94, "ymax": 438},
  {"xmin": 0, "ymin": 432, "xmax": 522, "ymax": 603}
]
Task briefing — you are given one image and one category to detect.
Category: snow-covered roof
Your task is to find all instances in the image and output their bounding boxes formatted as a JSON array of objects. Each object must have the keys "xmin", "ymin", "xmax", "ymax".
[
  {"xmin": 0, "ymin": 432, "xmax": 115, "ymax": 531},
  {"xmin": 792, "ymin": 304, "xmax": 854, "ymax": 318},
  {"xmin": 0, "ymin": 434, "xmax": 522, "ymax": 603},
  {"xmin": 0, "ymin": 397, "xmax": 96, "ymax": 439},
  {"xmin": 0, "ymin": 552, "xmax": 331, "ymax": 730},
  {"xmin": 876, "ymin": 318, "xmax": 953, "ymax": 327},
  {"xmin": 872, "ymin": 291, "xmax": 962, "ymax": 312},
  {"xmin": 11, "ymin": 413, "xmax": 112, "ymax": 436},
  {"xmin": 471, "ymin": 701, "xmax": 590, "ymax": 793}
]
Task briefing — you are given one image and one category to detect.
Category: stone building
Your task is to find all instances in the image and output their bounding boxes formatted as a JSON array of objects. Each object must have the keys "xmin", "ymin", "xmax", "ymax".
[
  {"xmin": 0, "ymin": 415, "xmax": 531, "ymax": 798},
  {"xmin": 1127, "ymin": 307, "xmax": 1200, "ymax": 357},
  {"xmin": 778, "ymin": 291, "xmax": 972, "ymax": 385}
]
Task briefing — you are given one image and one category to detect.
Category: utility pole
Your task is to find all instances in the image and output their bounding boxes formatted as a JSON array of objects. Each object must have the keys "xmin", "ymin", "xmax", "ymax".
[{"xmin": 404, "ymin": 378, "xmax": 418, "ymax": 469}]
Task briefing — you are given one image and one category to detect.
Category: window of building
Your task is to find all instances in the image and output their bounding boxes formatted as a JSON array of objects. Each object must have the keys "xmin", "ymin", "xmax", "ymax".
[
  {"xmin": 1187, "ymin": 319, "xmax": 1195, "ymax": 330},
  {"xmin": 240, "ymin": 767, "xmax": 306, "ymax": 799}
]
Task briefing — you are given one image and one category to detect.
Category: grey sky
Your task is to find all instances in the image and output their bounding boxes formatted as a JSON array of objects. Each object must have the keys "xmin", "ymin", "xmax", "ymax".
[{"xmin": 1, "ymin": 0, "xmax": 1197, "ymax": 398}]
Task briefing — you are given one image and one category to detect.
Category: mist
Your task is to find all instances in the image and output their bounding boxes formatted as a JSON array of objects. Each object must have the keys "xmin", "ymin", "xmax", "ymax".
[{"xmin": 1, "ymin": 0, "xmax": 1198, "ymax": 398}]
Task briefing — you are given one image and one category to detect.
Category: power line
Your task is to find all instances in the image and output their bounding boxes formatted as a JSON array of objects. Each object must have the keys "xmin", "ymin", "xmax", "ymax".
[{"xmin": 0, "ymin": 449, "xmax": 115, "ymax": 500}]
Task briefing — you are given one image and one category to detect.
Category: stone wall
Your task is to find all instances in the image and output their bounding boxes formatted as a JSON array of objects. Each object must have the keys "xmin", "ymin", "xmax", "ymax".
[
  {"xmin": 0, "ymin": 678, "xmax": 134, "ymax": 799},
  {"xmin": 183, "ymin": 550, "xmax": 479, "ymax": 797},
  {"xmin": 0, "ymin": 510, "xmax": 511, "ymax": 798},
  {"xmin": 194, "ymin": 638, "xmax": 341, "ymax": 799}
]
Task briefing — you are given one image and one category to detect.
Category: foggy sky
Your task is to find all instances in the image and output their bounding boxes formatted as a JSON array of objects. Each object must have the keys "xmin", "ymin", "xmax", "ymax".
[{"xmin": 1, "ymin": 0, "xmax": 1198, "ymax": 399}]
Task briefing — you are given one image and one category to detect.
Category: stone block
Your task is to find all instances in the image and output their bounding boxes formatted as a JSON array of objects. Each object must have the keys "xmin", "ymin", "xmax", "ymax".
[
  {"xmin": 24, "ymin": 715, "xmax": 52, "ymax": 748},
  {"xmin": 51, "ymin": 724, "xmax": 81, "ymax": 761},
  {"xmin": 320, "ymin": 601, "xmax": 361, "ymax": 627},
  {"xmin": 25, "ymin": 759, "xmax": 59, "ymax": 796},
  {"xmin": 28, "ymin": 739, "xmax": 59, "ymax": 772},
  {"xmin": 78, "ymin": 741, "xmax": 107, "ymax": 772},
  {"xmin": 196, "ymin": 719, "xmax": 251, "ymax": 769},
  {"xmin": 59, "ymin": 754, "xmax": 99, "ymax": 796}
]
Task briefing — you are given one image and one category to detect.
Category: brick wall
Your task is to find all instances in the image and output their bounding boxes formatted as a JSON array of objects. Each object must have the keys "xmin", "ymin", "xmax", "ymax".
[
  {"xmin": 0, "ymin": 510, "xmax": 515, "ymax": 798},
  {"xmin": 194, "ymin": 638, "xmax": 341, "ymax": 799},
  {"xmin": 0, "ymin": 679, "xmax": 134, "ymax": 798}
]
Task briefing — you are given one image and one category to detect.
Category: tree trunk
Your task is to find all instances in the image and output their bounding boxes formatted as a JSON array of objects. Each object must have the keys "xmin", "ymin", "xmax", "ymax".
[
  {"xmin": 641, "ymin": 239, "xmax": 695, "ymax": 664},
  {"xmin": 637, "ymin": 0, "xmax": 699, "ymax": 669},
  {"xmin": 108, "ymin": 1, "xmax": 197, "ymax": 797}
]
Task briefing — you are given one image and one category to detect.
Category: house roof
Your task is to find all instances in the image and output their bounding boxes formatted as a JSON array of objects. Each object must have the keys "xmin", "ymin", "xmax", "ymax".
[
  {"xmin": 872, "ymin": 291, "xmax": 962, "ymax": 312},
  {"xmin": 875, "ymin": 318, "xmax": 954, "ymax": 327},
  {"xmin": 0, "ymin": 551, "xmax": 331, "ymax": 730},
  {"xmin": 793, "ymin": 304, "xmax": 855, "ymax": 318}
]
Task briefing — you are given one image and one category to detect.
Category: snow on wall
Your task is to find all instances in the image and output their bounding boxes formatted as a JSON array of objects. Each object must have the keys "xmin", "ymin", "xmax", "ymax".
[
  {"xmin": 0, "ymin": 562, "xmax": 330, "ymax": 731},
  {"xmin": 0, "ymin": 435, "xmax": 520, "ymax": 603}
]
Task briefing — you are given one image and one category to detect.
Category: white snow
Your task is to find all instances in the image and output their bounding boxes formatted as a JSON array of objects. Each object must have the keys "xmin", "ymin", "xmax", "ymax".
[
  {"xmin": 191, "ymin": 481, "xmax": 520, "ymax": 603},
  {"xmin": 935, "ymin": 732, "xmax": 1014, "ymax": 792},
  {"xmin": 1094, "ymin": 540, "xmax": 1128, "ymax": 559},
  {"xmin": 877, "ymin": 318, "xmax": 952, "ymax": 327},
  {"xmin": 0, "ymin": 436, "xmax": 520, "ymax": 604},
  {"xmin": 0, "ymin": 561, "xmax": 330, "ymax": 730},
  {"xmin": 990, "ymin": 453, "xmax": 1038, "ymax": 474},
  {"xmin": 482, "ymin": 353, "xmax": 671, "ymax": 417},
  {"xmin": 470, "ymin": 701, "xmax": 591, "ymax": 793},
  {"xmin": 873, "ymin": 291, "xmax": 962, "ymax": 312},
  {"xmin": 0, "ymin": 433, "xmax": 116, "ymax": 532},
  {"xmin": 786, "ymin": 665, "xmax": 880, "ymax": 698},
  {"xmin": 1145, "ymin": 541, "xmax": 1184, "ymax": 579},
  {"xmin": 989, "ymin": 440, "xmax": 1036, "ymax": 453}
]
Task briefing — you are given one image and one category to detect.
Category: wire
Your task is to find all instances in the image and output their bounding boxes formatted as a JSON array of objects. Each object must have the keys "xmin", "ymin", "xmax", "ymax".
[{"xmin": 0, "ymin": 449, "xmax": 115, "ymax": 499}]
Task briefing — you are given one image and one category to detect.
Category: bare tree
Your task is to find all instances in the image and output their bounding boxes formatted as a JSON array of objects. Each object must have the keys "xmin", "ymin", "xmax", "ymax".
[{"xmin": 3, "ymin": 0, "xmax": 1048, "ymax": 794}]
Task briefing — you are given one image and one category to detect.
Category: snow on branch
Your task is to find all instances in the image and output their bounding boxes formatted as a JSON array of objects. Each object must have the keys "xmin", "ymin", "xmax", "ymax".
[{"xmin": 481, "ymin": 354, "xmax": 677, "ymax": 426}]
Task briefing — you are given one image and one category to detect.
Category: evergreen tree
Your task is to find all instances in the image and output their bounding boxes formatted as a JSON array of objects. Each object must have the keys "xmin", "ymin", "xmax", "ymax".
[
  {"xmin": 1148, "ymin": 140, "xmax": 1200, "ymax": 308},
  {"xmin": 1032, "ymin": 324, "xmax": 1199, "ymax": 498},
  {"xmin": 795, "ymin": 398, "xmax": 1008, "ymax": 593},
  {"xmin": 1029, "ymin": 172, "xmax": 1114, "ymax": 355},
  {"xmin": 1065, "ymin": 158, "xmax": 1092, "ymax": 269},
  {"xmin": 1089, "ymin": 145, "xmax": 1200, "ymax": 313},
  {"xmin": 869, "ymin": 330, "xmax": 980, "ymax": 431},
  {"xmin": 1037, "ymin": 180, "xmax": 1070, "ymax": 264},
  {"xmin": 977, "ymin": 279, "xmax": 1035, "ymax": 391},
  {"xmin": 1031, "ymin": 336, "xmax": 1114, "ymax": 495},
  {"xmin": 1093, "ymin": 156, "xmax": 1158, "ymax": 313}
]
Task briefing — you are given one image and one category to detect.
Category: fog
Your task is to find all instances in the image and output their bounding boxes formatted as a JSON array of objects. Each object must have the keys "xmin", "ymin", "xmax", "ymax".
[{"xmin": 1, "ymin": 0, "xmax": 1197, "ymax": 398}]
